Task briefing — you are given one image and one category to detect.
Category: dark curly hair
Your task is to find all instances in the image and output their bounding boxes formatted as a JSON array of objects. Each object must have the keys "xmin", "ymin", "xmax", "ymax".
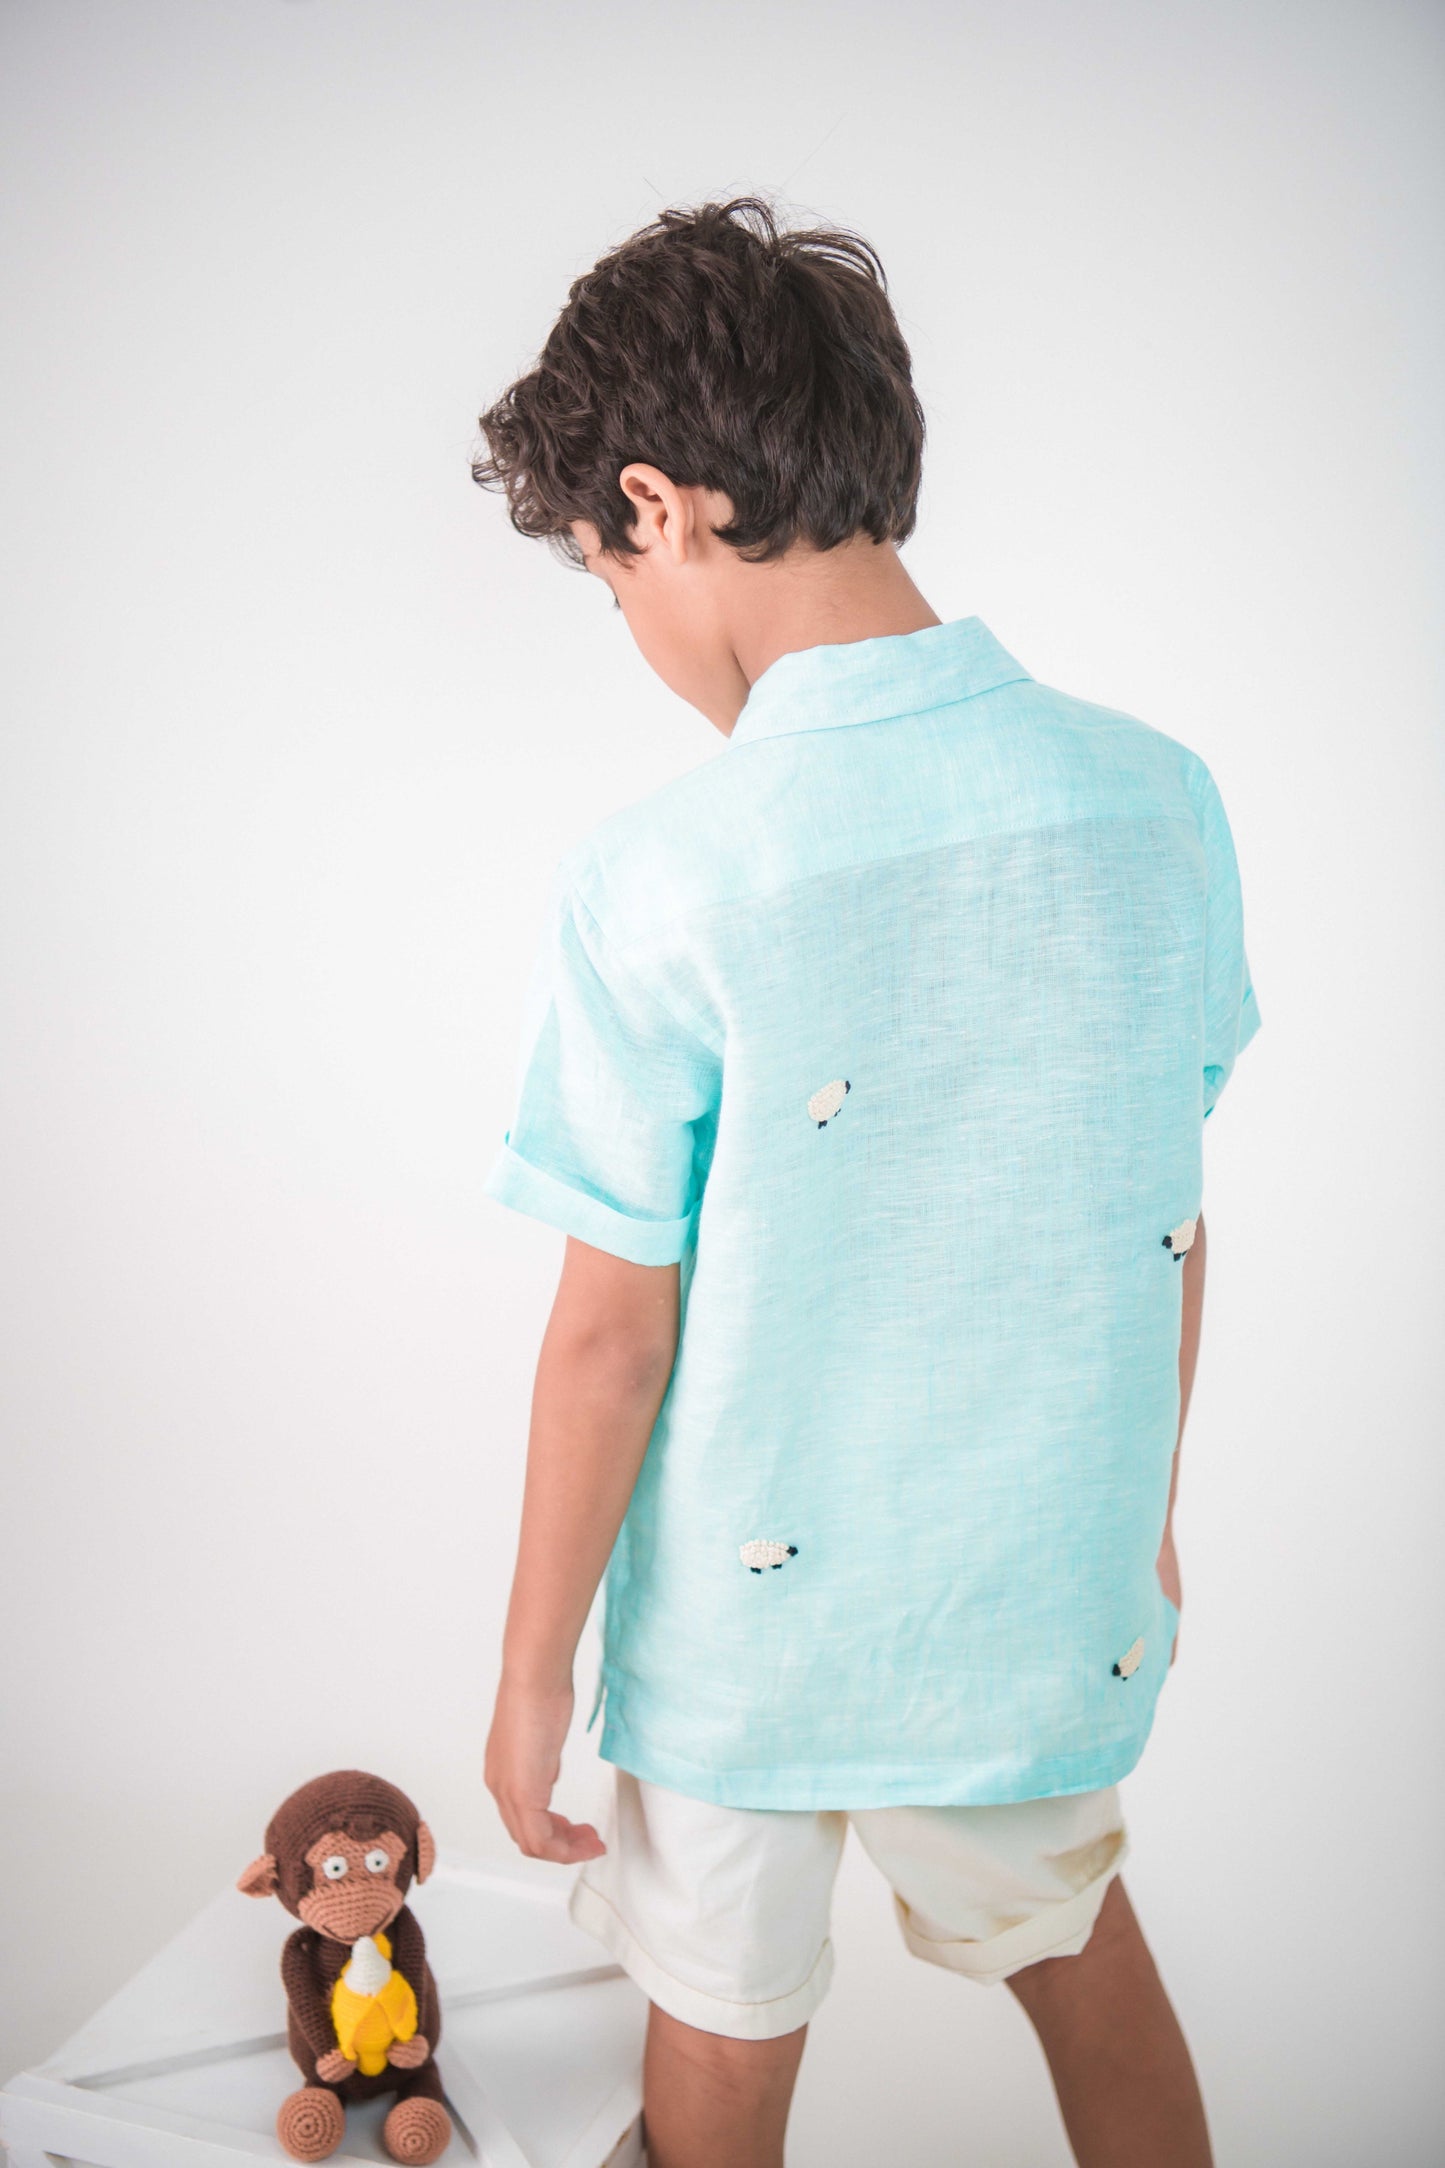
[{"xmin": 472, "ymin": 197, "xmax": 925, "ymax": 567}]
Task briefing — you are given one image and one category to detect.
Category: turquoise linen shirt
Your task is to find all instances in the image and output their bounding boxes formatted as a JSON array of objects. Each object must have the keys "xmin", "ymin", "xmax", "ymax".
[{"xmin": 487, "ymin": 617, "xmax": 1261, "ymax": 1809}]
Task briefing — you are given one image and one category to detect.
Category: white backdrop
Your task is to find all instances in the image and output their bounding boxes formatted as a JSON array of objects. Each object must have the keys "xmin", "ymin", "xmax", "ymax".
[{"xmin": 3, "ymin": 2, "xmax": 1441, "ymax": 2159}]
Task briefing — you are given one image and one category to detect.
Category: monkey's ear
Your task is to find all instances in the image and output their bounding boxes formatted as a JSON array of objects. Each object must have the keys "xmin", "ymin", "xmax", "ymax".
[
  {"xmin": 414, "ymin": 1821, "xmax": 436, "ymax": 1885},
  {"xmin": 236, "ymin": 1852, "xmax": 279, "ymax": 1899}
]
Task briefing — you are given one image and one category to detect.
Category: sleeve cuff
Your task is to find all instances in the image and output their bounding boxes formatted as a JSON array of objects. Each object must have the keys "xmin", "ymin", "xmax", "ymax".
[
  {"xmin": 484, "ymin": 1142, "xmax": 694, "ymax": 1266},
  {"xmin": 1203, "ymin": 984, "xmax": 1262, "ymax": 1119}
]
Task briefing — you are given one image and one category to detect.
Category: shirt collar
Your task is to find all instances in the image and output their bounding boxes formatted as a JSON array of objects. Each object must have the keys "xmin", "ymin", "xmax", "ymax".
[{"xmin": 728, "ymin": 616, "xmax": 1032, "ymax": 747}]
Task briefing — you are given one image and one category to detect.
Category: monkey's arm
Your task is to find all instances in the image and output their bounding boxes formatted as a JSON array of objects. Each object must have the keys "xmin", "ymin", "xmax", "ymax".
[
  {"xmin": 281, "ymin": 1927, "xmax": 342, "ymax": 2065},
  {"xmin": 389, "ymin": 1906, "xmax": 439, "ymax": 2049}
]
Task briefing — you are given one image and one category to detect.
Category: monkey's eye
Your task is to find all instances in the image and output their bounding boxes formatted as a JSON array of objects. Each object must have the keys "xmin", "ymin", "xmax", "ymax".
[
  {"xmin": 321, "ymin": 1854, "xmax": 349, "ymax": 1880},
  {"xmin": 364, "ymin": 1848, "xmax": 390, "ymax": 1875}
]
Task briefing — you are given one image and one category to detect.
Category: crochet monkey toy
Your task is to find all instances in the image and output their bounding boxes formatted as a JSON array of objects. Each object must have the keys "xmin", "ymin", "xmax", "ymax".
[{"xmin": 237, "ymin": 1769, "xmax": 452, "ymax": 2164}]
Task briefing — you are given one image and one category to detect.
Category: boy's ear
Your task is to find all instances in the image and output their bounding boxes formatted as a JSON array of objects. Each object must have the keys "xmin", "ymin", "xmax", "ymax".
[
  {"xmin": 236, "ymin": 1852, "xmax": 279, "ymax": 1899},
  {"xmin": 617, "ymin": 463, "xmax": 691, "ymax": 564}
]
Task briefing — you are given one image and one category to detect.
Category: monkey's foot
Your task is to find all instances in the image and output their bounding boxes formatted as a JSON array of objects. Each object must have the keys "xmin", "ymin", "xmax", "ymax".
[
  {"xmin": 382, "ymin": 2094, "xmax": 452, "ymax": 2165},
  {"xmin": 276, "ymin": 2086, "xmax": 345, "ymax": 2162}
]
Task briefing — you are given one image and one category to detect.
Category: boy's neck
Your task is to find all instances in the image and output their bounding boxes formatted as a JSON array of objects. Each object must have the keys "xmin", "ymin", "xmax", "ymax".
[{"xmin": 722, "ymin": 538, "xmax": 941, "ymax": 730}]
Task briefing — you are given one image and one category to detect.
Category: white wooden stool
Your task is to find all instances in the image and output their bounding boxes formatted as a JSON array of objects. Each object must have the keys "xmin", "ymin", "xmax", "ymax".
[{"xmin": 0, "ymin": 1847, "xmax": 645, "ymax": 2167}]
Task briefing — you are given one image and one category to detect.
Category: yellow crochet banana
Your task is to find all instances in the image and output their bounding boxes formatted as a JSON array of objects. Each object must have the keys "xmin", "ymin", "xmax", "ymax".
[{"xmin": 328, "ymin": 1929, "xmax": 419, "ymax": 2077}]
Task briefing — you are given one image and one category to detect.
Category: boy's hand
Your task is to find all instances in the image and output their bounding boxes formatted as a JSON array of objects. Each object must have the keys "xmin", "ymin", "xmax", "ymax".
[
  {"xmin": 1156, "ymin": 1523, "xmax": 1182, "ymax": 1665},
  {"xmin": 485, "ymin": 1674, "xmax": 607, "ymax": 1864}
]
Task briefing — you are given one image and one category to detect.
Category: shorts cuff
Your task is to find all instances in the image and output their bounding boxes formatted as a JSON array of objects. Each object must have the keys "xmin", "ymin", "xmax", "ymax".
[
  {"xmin": 892, "ymin": 1833, "xmax": 1129, "ymax": 1986},
  {"xmin": 567, "ymin": 1868, "xmax": 833, "ymax": 2041}
]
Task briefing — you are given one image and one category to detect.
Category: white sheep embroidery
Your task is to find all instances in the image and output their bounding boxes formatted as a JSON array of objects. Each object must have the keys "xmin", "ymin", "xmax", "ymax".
[
  {"xmin": 1113, "ymin": 1637, "xmax": 1145, "ymax": 1679},
  {"xmin": 807, "ymin": 1078, "xmax": 850, "ymax": 1127},
  {"xmin": 1162, "ymin": 1217, "xmax": 1197, "ymax": 1261},
  {"xmin": 740, "ymin": 1539, "xmax": 799, "ymax": 1573}
]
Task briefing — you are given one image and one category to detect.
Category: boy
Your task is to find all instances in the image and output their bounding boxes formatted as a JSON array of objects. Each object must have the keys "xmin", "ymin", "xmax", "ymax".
[{"xmin": 473, "ymin": 199, "xmax": 1259, "ymax": 2168}]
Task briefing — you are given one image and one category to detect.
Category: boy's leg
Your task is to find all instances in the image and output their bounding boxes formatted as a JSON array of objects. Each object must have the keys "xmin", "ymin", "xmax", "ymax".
[
  {"xmin": 641, "ymin": 2005, "xmax": 809, "ymax": 2168},
  {"xmin": 566, "ymin": 1769, "xmax": 844, "ymax": 2164},
  {"xmin": 1006, "ymin": 1876, "xmax": 1212, "ymax": 2168}
]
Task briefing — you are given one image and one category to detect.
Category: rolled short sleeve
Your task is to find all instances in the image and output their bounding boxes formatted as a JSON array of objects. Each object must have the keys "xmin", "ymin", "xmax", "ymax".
[
  {"xmin": 1190, "ymin": 762, "xmax": 1262, "ymax": 1119},
  {"xmin": 485, "ymin": 871, "xmax": 721, "ymax": 1265}
]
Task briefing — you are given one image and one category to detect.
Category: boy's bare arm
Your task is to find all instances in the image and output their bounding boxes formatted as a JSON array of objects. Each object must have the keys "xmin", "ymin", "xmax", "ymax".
[
  {"xmin": 485, "ymin": 1235, "xmax": 680, "ymax": 1862},
  {"xmin": 1157, "ymin": 1211, "xmax": 1206, "ymax": 1656}
]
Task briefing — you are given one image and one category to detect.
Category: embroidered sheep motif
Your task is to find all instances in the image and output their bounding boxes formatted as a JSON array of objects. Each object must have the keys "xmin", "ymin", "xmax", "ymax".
[
  {"xmin": 1162, "ymin": 1218, "xmax": 1197, "ymax": 1262},
  {"xmin": 1112, "ymin": 1637, "xmax": 1145, "ymax": 1679},
  {"xmin": 740, "ymin": 1539, "xmax": 799, "ymax": 1573},
  {"xmin": 807, "ymin": 1079, "xmax": 850, "ymax": 1127}
]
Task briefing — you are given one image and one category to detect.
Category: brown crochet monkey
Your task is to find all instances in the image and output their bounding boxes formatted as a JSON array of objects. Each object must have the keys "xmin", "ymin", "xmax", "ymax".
[{"xmin": 237, "ymin": 1769, "xmax": 452, "ymax": 2164}]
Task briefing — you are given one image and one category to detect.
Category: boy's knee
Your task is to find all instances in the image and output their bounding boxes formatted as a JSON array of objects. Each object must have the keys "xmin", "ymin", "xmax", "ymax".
[
  {"xmin": 1006, "ymin": 1875, "xmax": 1135, "ymax": 2010},
  {"xmin": 1006, "ymin": 1946, "xmax": 1078, "ymax": 2015},
  {"xmin": 647, "ymin": 1999, "xmax": 808, "ymax": 2076}
]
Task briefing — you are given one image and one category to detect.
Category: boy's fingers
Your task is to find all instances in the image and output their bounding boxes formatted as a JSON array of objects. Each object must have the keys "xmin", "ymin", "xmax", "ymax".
[
  {"xmin": 551, "ymin": 1813, "xmax": 605, "ymax": 1858},
  {"xmin": 531, "ymin": 1810, "xmax": 605, "ymax": 1862},
  {"xmin": 508, "ymin": 1803, "xmax": 606, "ymax": 1862}
]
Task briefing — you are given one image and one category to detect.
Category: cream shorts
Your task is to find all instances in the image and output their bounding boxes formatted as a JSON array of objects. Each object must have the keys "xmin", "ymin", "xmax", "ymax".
[{"xmin": 567, "ymin": 1768, "xmax": 1128, "ymax": 2041}]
